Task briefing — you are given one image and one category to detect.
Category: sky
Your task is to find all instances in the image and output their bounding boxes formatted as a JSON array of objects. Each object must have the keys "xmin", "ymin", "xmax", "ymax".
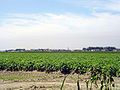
[{"xmin": 0, "ymin": 0, "xmax": 120, "ymax": 50}]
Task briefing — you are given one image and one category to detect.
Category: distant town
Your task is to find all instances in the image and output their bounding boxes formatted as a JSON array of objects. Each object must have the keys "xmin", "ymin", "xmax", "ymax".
[{"xmin": 0, "ymin": 47, "xmax": 120, "ymax": 52}]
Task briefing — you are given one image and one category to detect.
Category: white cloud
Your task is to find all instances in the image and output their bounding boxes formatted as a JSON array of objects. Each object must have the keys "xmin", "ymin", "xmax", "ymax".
[{"xmin": 0, "ymin": 12, "xmax": 120, "ymax": 49}]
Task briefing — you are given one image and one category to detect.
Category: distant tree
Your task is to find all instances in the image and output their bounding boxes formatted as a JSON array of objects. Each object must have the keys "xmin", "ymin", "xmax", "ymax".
[
  {"xmin": 82, "ymin": 46, "xmax": 117, "ymax": 51},
  {"xmin": 104, "ymin": 47, "xmax": 116, "ymax": 51}
]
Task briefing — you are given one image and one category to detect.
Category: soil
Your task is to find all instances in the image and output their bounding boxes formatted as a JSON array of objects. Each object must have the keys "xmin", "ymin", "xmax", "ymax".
[{"xmin": 0, "ymin": 71, "xmax": 120, "ymax": 90}]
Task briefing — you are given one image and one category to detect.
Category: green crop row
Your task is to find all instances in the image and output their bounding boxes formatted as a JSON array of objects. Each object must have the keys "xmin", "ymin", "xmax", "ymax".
[{"xmin": 0, "ymin": 52, "xmax": 120, "ymax": 75}]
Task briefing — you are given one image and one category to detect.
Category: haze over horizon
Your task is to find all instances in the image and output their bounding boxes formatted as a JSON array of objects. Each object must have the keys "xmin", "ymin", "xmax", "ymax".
[{"xmin": 0, "ymin": 0, "xmax": 120, "ymax": 50}]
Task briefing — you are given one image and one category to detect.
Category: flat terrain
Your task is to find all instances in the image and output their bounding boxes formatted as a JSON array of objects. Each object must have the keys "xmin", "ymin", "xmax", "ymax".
[
  {"xmin": 0, "ymin": 71, "xmax": 120, "ymax": 90},
  {"xmin": 0, "ymin": 52, "xmax": 120, "ymax": 90}
]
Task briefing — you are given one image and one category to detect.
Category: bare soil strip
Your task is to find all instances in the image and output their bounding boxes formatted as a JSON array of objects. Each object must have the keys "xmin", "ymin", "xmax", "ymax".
[{"xmin": 0, "ymin": 71, "xmax": 120, "ymax": 90}]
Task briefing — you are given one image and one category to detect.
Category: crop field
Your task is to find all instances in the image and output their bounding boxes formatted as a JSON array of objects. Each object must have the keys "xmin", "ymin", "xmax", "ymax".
[{"xmin": 0, "ymin": 52, "xmax": 120, "ymax": 90}]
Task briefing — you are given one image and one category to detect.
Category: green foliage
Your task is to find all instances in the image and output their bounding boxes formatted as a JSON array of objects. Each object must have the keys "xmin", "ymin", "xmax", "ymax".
[
  {"xmin": 77, "ymin": 74, "xmax": 80, "ymax": 90},
  {"xmin": 77, "ymin": 80, "xmax": 80, "ymax": 90},
  {"xmin": 60, "ymin": 75, "xmax": 68, "ymax": 90},
  {"xmin": 88, "ymin": 66, "xmax": 115, "ymax": 90}
]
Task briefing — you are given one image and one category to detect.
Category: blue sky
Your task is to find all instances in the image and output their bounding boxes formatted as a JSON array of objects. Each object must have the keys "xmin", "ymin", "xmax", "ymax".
[
  {"xmin": 0, "ymin": 0, "xmax": 120, "ymax": 50},
  {"xmin": 0, "ymin": 0, "xmax": 94, "ymax": 17},
  {"xmin": 0, "ymin": 0, "xmax": 119, "ymax": 15}
]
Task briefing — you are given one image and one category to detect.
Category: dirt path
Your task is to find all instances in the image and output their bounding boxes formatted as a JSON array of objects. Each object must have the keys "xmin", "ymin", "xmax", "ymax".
[
  {"xmin": 0, "ymin": 81, "xmax": 77, "ymax": 90},
  {"xmin": 0, "ymin": 71, "xmax": 120, "ymax": 90},
  {"xmin": 0, "ymin": 81, "xmax": 120, "ymax": 90}
]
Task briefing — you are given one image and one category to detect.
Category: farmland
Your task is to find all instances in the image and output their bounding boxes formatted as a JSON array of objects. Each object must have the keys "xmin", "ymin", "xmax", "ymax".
[{"xmin": 0, "ymin": 52, "xmax": 120, "ymax": 89}]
